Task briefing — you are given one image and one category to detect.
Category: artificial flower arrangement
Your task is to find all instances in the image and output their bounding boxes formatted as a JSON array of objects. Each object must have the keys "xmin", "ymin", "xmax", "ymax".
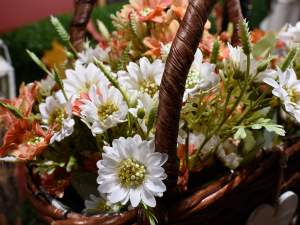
[{"xmin": 0, "ymin": 0, "xmax": 300, "ymax": 223}]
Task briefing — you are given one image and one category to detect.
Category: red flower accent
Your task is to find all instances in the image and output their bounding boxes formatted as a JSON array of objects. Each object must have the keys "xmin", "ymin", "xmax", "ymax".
[
  {"xmin": 0, "ymin": 120, "xmax": 52, "ymax": 161},
  {"xmin": 0, "ymin": 83, "xmax": 38, "ymax": 128}
]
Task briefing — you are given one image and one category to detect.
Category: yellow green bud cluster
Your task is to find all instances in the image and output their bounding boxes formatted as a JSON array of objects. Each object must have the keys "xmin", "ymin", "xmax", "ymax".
[
  {"xmin": 118, "ymin": 158, "xmax": 146, "ymax": 188},
  {"xmin": 239, "ymin": 19, "xmax": 252, "ymax": 55},
  {"xmin": 98, "ymin": 102, "xmax": 118, "ymax": 120},
  {"xmin": 140, "ymin": 79, "xmax": 159, "ymax": 97}
]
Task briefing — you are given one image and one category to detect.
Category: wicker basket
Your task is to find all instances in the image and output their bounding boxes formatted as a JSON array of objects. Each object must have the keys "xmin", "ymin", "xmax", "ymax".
[{"xmin": 26, "ymin": 0, "xmax": 289, "ymax": 224}]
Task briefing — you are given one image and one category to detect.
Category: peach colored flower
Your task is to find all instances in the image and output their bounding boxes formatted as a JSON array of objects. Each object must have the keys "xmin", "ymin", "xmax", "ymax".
[
  {"xmin": 171, "ymin": 0, "xmax": 188, "ymax": 19},
  {"xmin": 0, "ymin": 83, "xmax": 38, "ymax": 129},
  {"xmin": 144, "ymin": 20, "xmax": 179, "ymax": 57},
  {"xmin": 130, "ymin": 0, "xmax": 172, "ymax": 23},
  {"xmin": 0, "ymin": 120, "xmax": 52, "ymax": 161}
]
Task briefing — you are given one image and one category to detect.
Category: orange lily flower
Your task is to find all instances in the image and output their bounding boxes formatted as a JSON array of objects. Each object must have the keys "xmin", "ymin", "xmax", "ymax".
[{"xmin": 0, "ymin": 120, "xmax": 52, "ymax": 161}]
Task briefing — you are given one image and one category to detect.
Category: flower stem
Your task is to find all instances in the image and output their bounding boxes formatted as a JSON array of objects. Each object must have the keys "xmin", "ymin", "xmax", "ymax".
[
  {"xmin": 191, "ymin": 54, "xmax": 251, "ymax": 167},
  {"xmin": 95, "ymin": 59, "xmax": 131, "ymax": 106}
]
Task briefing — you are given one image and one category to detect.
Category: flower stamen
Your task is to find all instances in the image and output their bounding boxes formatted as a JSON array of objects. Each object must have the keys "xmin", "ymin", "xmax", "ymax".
[
  {"xmin": 139, "ymin": 79, "xmax": 158, "ymax": 97},
  {"xmin": 118, "ymin": 158, "xmax": 146, "ymax": 188},
  {"xmin": 98, "ymin": 102, "xmax": 118, "ymax": 120}
]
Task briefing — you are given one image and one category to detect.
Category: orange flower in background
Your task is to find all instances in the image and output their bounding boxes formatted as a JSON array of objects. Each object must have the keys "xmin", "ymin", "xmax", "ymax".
[
  {"xmin": 144, "ymin": 19, "xmax": 179, "ymax": 57},
  {"xmin": 0, "ymin": 83, "xmax": 37, "ymax": 127},
  {"xmin": 130, "ymin": 0, "xmax": 172, "ymax": 23},
  {"xmin": 0, "ymin": 120, "xmax": 52, "ymax": 161},
  {"xmin": 171, "ymin": 0, "xmax": 188, "ymax": 19},
  {"xmin": 16, "ymin": 83, "xmax": 38, "ymax": 115},
  {"xmin": 251, "ymin": 29, "xmax": 266, "ymax": 44}
]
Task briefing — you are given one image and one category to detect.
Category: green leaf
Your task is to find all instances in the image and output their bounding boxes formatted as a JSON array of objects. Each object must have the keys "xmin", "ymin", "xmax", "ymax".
[
  {"xmin": 147, "ymin": 104, "xmax": 158, "ymax": 134},
  {"xmin": 253, "ymin": 32, "xmax": 276, "ymax": 58},
  {"xmin": 26, "ymin": 49, "xmax": 53, "ymax": 77},
  {"xmin": 53, "ymin": 66, "xmax": 68, "ymax": 100},
  {"xmin": 281, "ymin": 48, "xmax": 298, "ymax": 72},
  {"xmin": 243, "ymin": 130, "xmax": 256, "ymax": 153},
  {"xmin": 234, "ymin": 126, "xmax": 247, "ymax": 139},
  {"xmin": 0, "ymin": 101, "xmax": 24, "ymax": 118},
  {"xmin": 97, "ymin": 20, "xmax": 110, "ymax": 41},
  {"xmin": 66, "ymin": 155, "xmax": 77, "ymax": 172}
]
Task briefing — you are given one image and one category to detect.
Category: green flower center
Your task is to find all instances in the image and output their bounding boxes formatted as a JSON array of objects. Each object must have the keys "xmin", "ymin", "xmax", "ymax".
[
  {"xmin": 118, "ymin": 158, "xmax": 146, "ymax": 188},
  {"xmin": 186, "ymin": 69, "xmax": 200, "ymax": 89},
  {"xmin": 141, "ymin": 7, "xmax": 152, "ymax": 16},
  {"xmin": 287, "ymin": 88, "xmax": 300, "ymax": 104},
  {"xmin": 27, "ymin": 136, "xmax": 44, "ymax": 145},
  {"xmin": 48, "ymin": 109, "xmax": 66, "ymax": 130},
  {"xmin": 140, "ymin": 79, "xmax": 158, "ymax": 97},
  {"xmin": 98, "ymin": 102, "xmax": 118, "ymax": 120},
  {"xmin": 95, "ymin": 202, "xmax": 112, "ymax": 212}
]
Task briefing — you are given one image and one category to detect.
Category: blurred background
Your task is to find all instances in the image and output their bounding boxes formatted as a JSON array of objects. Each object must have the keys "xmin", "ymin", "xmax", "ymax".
[{"xmin": 0, "ymin": 0, "xmax": 299, "ymax": 224}]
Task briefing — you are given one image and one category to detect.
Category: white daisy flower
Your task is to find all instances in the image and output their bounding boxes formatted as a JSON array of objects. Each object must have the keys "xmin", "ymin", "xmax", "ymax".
[
  {"xmin": 184, "ymin": 49, "xmax": 219, "ymax": 100},
  {"xmin": 77, "ymin": 42, "xmax": 110, "ymax": 65},
  {"xmin": 256, "ymin": 69, "xmax": 278, "ymax": 83},
  {"xmin": 118, "ymin": 57, "xmax": 164, "ymax": 98},
  {"xmin": 79, "ymin": 85, "xmax": 128, "ymax": 135},
  {"xmin": 63, "ymin": 63, "xmax": 109, "ymax": 99},
  {"xmin": 263, "ymin": 68, "xmax": 300, "ymax": 122},
  {"xmin": 39, "ymin": 75, "xmax": 56, "ymax": 96},
  {"xmin": 97, "ymin": 135, "xmax": 168, "ymax": 208},
  {"xmin": 39, "ymin": 91, "xmax": 75, "ymax": 143},
  {"xmin": 227, "ymin": 43, "xmax": 257, "ymax": 75},
  {"xmin": 84, "ymin": 194, "xmax": 121, "ymax": 213},
  {"xmin": 278, "ymin": 22, "xmax": 300, "ymax": 47}
]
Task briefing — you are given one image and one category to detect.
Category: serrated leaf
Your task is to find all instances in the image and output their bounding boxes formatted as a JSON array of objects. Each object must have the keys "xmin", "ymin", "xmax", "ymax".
[
  {"xmin": 234, "ymin": 127, "xmax": 247, "ymax": 139},
  {"xmin": 251, "ymin": 124, "xmax": 262, "ymax": 129}
]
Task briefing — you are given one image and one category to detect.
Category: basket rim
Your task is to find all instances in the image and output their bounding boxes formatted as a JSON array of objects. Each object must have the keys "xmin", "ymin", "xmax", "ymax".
[{"xmin": 26, "ymin": 149, "xmax": 284, "ymax": 224}]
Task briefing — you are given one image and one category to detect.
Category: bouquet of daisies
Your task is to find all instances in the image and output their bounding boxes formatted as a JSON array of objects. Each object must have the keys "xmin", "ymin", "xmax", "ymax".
[{"xmin": 0, "ymin": 0, "xmax": 300, "ymax": 223}]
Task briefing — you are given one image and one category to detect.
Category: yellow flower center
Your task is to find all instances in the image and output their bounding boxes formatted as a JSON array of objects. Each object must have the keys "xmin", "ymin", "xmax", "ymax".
[
  {"xmin": 140, "ymin": 79, "xmax": 158, "ymax": 97},
  {"xmin": 287, "ymin": 88, "xmax": 300, "ymax": 103},
  {"xmin": 98, "ymin": 102, "xmax": 118, "ymax": 120},
  {"xmin": 48, "ymin": 109, "xmax": 66, "ymax": 130},
  {"xmin": 118, "ymin": 158, "xmax": 146, "ymax": 188},
  {"xmin": 80, "ymin": 81, "xmax": 96, "ymax": 93}
]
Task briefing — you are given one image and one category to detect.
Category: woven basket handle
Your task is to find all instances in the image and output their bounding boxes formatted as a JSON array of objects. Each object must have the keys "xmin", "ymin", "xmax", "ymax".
[
  {"xmin": 225, "ymin": 0, "xmax": 243, "ymax": 45},
  {"xmin": 155, "ymin": 0, "xmax": 243, "ymax": 193},
  {"xmin": 70, "ymin": 0, "xmax": 97, "ymax": 51}
]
